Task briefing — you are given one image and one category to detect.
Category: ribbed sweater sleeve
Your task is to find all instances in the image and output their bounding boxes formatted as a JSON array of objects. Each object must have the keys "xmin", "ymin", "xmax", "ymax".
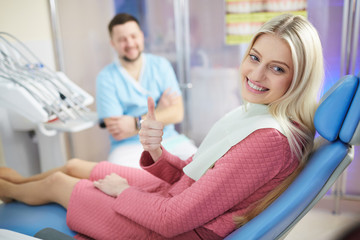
[{"xmin": 112, "ymin": 129, "xmax": 291, "ymax": 238}]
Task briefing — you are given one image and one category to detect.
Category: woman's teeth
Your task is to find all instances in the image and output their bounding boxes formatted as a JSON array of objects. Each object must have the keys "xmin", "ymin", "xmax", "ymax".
[{"xmin": 248, "ymin": 79, "xmax": 267, "ymax": 91}]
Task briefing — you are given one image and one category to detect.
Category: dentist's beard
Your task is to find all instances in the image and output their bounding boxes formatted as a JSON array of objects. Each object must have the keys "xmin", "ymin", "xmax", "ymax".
[{"xmin": 122, "ymin": 51, "xmax": 142, "ymax": 62}]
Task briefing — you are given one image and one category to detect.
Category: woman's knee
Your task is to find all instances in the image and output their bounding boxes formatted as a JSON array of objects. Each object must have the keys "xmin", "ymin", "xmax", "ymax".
[
  {"xmin": 65, "ymin": 158, "xmax": 83, "ymax": 173},
  {"xmin": 45, "ymin": 171, "xmax": 68, "ymax": 186},
  {"xmin": 65, "ymin": 158, "xmax": 96, "ymax": 179},
  {"xmin": 44, "ymin": 171, "xmax": 79, "ymax": 208}
]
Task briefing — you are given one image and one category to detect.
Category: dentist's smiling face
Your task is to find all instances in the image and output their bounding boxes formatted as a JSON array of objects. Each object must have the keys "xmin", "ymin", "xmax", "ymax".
[
  {"xmin": 110, "ymin": 21, "xmax": 144, "ymax": 62},
  {"xmin": 240, "ymin": 33, "xmax": 294, "ymax": 104}
]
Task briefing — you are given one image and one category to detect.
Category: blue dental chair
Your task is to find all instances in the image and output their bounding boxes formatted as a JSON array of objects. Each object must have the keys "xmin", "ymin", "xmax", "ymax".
[{"xmin": 0, "ymin": 74, "xmax": 359, "ymax": 239}]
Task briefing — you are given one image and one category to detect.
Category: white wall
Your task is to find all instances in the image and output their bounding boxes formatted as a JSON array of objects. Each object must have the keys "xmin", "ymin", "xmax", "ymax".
[
  {"xmin": 0, "ymin": 137, "xmax": 4, "ymax": 166},
  {"xmin": 56, "ymin": 0, "xmax": 114, "ymax": 162},
  {"xmin": 0, "ymin": 0, "xmax": 56, "ymax": 68}
]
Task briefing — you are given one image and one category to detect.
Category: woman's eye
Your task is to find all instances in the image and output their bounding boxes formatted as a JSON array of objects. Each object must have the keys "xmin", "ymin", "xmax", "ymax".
[
  {"xmin": 249, "ymin": 54, "xmax": 259, "ymax": 62},
  {"xmin": 272, "ymin": 66, "xmax": 285, "ymax": 73}
]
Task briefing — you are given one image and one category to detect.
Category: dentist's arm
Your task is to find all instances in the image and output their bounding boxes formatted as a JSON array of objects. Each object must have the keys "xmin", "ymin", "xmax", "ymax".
[
  {"xmin": 103, "ymin": 116, "xmax": 138, "ymax": 141},
  {"xmin": 103, "ymin": 89, "xmax": 183, "ymax": 141},
  {"xmin": 139, "ymin": 97, "xmax": 163, "ymax": 162},
  {"xmin": 154, "ymin": 88, "xmax": 184, "ymax": 125}
]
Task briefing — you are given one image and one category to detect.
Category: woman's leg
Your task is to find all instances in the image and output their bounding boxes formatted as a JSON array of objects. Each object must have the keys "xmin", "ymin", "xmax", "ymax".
[
  {"xmin": 0, "ymin": 171, "xmax": 79, "ymax": 209},
  {"xmin": 0, "ymin": 158, "xmax": 97, "ymax": 184}
]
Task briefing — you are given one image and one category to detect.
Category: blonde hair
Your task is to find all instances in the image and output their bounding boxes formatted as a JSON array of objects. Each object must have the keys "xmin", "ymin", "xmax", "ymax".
[{"xmin": 234, "ymin": 14, "xmax": 324, "ymax": 227}]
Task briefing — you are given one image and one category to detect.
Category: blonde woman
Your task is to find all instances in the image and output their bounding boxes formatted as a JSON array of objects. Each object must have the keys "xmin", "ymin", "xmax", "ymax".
[
  {"xmin": 0, "ymin": 14, "xmax": 323, "ymax": 240},
  {"xmin": 234, "ymin": 13, "xmax": 324, "ymax": 226}
]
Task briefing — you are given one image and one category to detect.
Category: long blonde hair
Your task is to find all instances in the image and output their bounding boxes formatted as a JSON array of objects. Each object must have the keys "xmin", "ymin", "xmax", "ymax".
[{"xmin": 234, "ymin": 14, "xmax": 324, "ymax": 227}]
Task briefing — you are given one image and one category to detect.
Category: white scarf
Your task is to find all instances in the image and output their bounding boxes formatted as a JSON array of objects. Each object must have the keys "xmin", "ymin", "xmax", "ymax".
[{"xmin": 183, "ymin": 103, "xmax": 285, "ymax": 181}]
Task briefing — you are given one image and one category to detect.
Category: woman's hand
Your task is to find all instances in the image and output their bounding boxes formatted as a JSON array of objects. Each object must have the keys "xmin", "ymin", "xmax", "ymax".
[
  {"xmin": 139, "ymin": 97, "xmax": 163, "ymax": 162},
  {"xmin": 93, "ymin": 173, "xmax": 129, "ymax": 197}
]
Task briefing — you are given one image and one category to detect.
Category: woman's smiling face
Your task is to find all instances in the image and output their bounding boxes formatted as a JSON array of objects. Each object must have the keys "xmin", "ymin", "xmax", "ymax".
[{"xmin": 240, "ymin": 33, "xmax": 294, "ymax": 104}]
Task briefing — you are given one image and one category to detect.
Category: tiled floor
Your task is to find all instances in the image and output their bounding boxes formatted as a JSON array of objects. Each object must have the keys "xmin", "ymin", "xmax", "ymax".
[{"xmin": 285, "ymin": 204, "xmax": 360, "ymax": 240}]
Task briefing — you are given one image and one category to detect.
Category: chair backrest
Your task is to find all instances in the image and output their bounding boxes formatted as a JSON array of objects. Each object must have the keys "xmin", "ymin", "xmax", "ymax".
[{"xmin": 225, "ymin": 74, "xmax": 360, "ymax": 240}]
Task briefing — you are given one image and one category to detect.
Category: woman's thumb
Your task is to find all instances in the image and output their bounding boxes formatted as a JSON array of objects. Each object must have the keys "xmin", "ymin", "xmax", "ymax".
[{"xmin": 147, "ymin": 97, "xmax": 156, "ymax": 120}]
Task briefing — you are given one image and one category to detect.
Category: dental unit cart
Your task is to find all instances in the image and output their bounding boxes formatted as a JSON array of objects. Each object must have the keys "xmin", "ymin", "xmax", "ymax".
[{"xmin": 0, "ymin": 32, "xmax": 98, "ymax": 175}]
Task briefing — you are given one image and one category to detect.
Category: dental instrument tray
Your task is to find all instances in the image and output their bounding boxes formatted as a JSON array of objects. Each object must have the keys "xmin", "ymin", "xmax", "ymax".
[{"xmin": 0, "ymin": 32, "xmax": 97, "ymax": 133}]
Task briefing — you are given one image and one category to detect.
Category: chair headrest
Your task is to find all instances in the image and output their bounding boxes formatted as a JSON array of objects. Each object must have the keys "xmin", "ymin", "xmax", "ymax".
[
  {"xmin": 314, "ymin": 75, "xmax": 359, "ymax": 144},
  {"xmin": 340, "ymin": 79, "xmax": 360, "ymax": 145}
]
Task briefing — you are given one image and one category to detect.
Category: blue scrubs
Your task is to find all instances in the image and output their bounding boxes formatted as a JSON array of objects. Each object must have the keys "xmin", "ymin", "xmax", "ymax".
[{"xmin": 96, "ymin": 53, "xmax": 181, "ymax": 151}]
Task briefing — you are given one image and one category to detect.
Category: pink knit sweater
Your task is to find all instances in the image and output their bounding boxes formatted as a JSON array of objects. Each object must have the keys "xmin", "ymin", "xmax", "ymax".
[{"xmin": 66, "ymin": 128, "xmax": 299, "ymax": 240}]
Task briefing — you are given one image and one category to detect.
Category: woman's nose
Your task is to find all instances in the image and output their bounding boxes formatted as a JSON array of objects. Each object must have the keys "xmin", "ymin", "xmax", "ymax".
[{"xmin": 249, "ymin": 65, "xmax": 266, "ymax": 82}]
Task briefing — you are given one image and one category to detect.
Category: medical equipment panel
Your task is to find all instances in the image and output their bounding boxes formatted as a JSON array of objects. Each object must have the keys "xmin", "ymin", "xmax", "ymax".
[
  {"xmin": 0, "ymin": 32, "xmax": 98, "ymax": 174},
  {"xmin": 0, "ymin": 32, "xmax": 97, "ymax": 133}
]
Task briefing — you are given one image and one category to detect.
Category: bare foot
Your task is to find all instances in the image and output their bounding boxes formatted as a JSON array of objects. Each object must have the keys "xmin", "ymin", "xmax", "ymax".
[
  {"xmin": 0, "ymin": 196, "xmax": 13, "ymax": 204},
  {"xmin": 0, "ymin": 167, "xmax": 24, "ymax": 183},
  {"xmin": 0, "ymin": 178, "xmax": 14, "ymax": 203}
]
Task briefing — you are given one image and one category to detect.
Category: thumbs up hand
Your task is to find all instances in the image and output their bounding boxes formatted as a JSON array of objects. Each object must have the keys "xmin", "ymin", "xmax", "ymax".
[
  {"xmin": 146, "ymin": 96, "xmax": 157, "ymax": 121},
  {"xmin": 139, "ymin": 97, "xmax": 163, "ymax": 162}
]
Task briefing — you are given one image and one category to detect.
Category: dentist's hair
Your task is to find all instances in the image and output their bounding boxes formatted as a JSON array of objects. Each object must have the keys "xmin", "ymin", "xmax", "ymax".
[
  {"xmin": 235, "ymin": 14, "xmax": 324, "ymax": 227},
  {"xmin": 108, "ymin": 13, "xmax": 141, "ymax": 36}
]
